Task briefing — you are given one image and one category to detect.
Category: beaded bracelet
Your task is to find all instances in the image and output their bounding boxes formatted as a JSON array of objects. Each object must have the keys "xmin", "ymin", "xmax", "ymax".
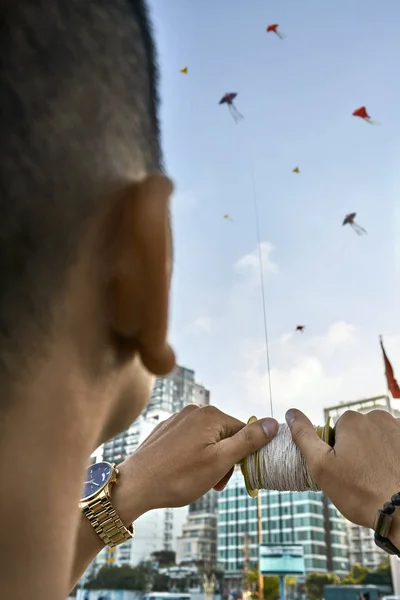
[{"xmin": 373, "ymin": 492, "xmax": 400, "ymax": 556}]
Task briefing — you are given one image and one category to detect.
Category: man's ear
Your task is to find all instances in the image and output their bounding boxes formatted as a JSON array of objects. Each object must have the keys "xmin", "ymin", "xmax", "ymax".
[{"xmin": 107, "ymin": 173, "xmax": 175, "ymax": 376}]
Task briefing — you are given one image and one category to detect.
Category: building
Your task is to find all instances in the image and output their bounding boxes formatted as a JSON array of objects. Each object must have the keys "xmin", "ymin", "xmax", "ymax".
[
  {"xmin": 102, "ymin": 409, "xmax": 170, "ymax": 465},
  {"xmin": 323, "ymin": 395, "xmax": 397, "ymax": 423},
  {"xmin": 89, "ymin": 409, "xmax": 188, "ymax": 572},
  {"xmin": 218, "ymin": 467, "xmax": 349, "ymax": 592},
  {"xmin": 324, "ymin": 395, "xmax": 391, "ymax": 569},
  {"xmin": 90, "ymin": 446, "xmax": 103, "ymax": 464},
  {"xmin": 176, "ymin": 491, "xmax": 218, "ymax": 567},
  {"xmin": 189, "ymin": 490, "xmax": 218, "ymax": 515},
  {"xmin": 102, "ymin": 365, "xmax": 210, "ymax": 465},
  {"xmin": 145, "ymin": 365, "xmax": 210, "ymax": 415},
  {"xmin": 115, "ymin": 505, "xmax": 188, "ymax": 566},
  {"xmin": 85, "ymin": 365, "xmax": 210, "ymax": 575}
]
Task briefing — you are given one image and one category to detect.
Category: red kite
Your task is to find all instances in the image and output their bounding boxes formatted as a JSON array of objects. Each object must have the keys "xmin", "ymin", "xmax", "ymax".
[
  {"xmin": 352, "ymin": 106, "xmax": 380, "ymax": 125},
  {"xmin": 296, "ymin": 325, "xmax": 305, "ymax": 332},
  {"xmin": 266, "ymin": 24, "xmax": 284, "ymax": 39}
]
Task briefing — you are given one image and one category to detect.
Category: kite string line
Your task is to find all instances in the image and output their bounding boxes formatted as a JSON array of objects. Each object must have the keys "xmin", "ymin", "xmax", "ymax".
[
  {"xmin": 247, "ymin": 423, "xmax": 319, "ymax": 491},
  {"xmin": 247, "ymin": 141, "xmax": 274, "ymax": 418}
]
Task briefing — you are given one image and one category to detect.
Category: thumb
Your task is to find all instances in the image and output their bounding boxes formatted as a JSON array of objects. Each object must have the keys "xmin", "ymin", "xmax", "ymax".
[
  {"xmin": 285, "ymin": 409, "xmax": 330, "ymax": 472},
  {"xmin": 219, "ymin": 417, "xmax": 279, "ymax": 467}
]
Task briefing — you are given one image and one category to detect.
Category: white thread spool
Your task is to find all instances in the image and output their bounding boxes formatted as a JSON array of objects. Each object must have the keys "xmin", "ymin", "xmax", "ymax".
[{"xmin": 241, "ymin": 417, "xmax": 334, "ymax": 497}]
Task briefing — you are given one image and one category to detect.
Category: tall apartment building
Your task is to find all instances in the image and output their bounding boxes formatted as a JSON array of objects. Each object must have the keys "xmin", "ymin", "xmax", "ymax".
[
  {"xmin": 189, "ymin": 490, "xmax": 218, "ymax": 515},
  {"xmin": 176, "ymin": 491, "xmax": 218, "ymax": 567},
  {"xmin": 85, "ymin": 365, "xmax": 210, "ymax": 576},
  {"xmin": 85, "ymin": 409, "xmax": 188, "ymax": 575},
  {"xmin": 218, "ymin": 467, "xmax": 349, "ymax": 592},
  {"xmin": 102, "ymin": 365, "xmax": 209, "ymax": 465},
  {"xmin": 324, "ymin": 395, "xmax": 393, "ymax": 569},
  {"xmin": 102, "ymin": 409, "xmax": 168, "ymax": 465},
  {"xmin": 146, "ymin": 365, "xmax": 210, "ymax": 415}
]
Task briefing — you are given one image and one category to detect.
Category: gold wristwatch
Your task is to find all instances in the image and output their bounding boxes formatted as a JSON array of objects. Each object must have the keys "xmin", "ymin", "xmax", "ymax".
[{"xmin": 80, "ymin": 461, "xmax": 134, "ymax": 548}]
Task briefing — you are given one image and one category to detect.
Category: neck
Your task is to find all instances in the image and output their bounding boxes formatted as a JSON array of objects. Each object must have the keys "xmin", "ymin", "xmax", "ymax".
[{"xmin": 0, "ymin": 372, "xmax": 101, "ymax": 600}]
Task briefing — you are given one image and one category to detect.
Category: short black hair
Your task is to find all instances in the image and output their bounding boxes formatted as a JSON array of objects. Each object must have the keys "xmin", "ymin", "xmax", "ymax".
[{"xmin": 0, "ymin": 0, "xmax": 161, "ymax": 375}]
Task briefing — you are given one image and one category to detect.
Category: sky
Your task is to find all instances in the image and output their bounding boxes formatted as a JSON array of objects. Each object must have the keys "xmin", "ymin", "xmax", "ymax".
[{"xmin": 147, "ymin": 0, "xmax": 400, "ymax": 424}]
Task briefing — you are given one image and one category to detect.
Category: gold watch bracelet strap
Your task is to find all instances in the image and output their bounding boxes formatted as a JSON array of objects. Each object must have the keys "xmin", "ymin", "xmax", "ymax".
[{"xmin": 81, "ymin": 492, "xmax": 135, "ymax": 548}]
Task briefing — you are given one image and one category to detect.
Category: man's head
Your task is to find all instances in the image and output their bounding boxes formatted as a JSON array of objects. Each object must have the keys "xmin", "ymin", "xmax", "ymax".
[{"xmin": 0, "ymin": 0, "xmax": 174, "ymax": 443}]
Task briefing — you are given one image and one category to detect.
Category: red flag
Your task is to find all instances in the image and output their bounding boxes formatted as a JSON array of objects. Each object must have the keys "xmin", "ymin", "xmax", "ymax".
[{"xmin": 380, "ymin": 336, "xmax": 400, "ymax": 398}]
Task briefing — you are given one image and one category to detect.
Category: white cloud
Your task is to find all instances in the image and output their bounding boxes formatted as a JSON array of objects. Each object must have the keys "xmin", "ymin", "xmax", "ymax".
[
  {"xmin": 170, "ymin": 231, "xmax": 400, "ymax": 431},
  {"xmin": 185, "ymin": 316, "xmax": 213, "ymax": 335},
  {"xmin": 327, "ymin": 321, "xmax": 356, "ymax": 345},
  {"xmin": 235, "ymin": 242, "xmax": 278, "ymax": 278},
  {"xmin": 233, "ymin": 328, "xmax": 347, "ymax": 423},
  {"xmin": 279, "ymin": 332, "xmax": 295, "ymax": 346},
  {"xmin": 208, "ymin": 321, "xmax": 392, "ymax": 426}
]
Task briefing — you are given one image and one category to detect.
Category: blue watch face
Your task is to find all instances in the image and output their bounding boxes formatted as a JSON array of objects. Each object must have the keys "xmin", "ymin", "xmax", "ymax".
[{"xmin": 82, "ymin": 462, "xmax": 112, "ymax": 499}]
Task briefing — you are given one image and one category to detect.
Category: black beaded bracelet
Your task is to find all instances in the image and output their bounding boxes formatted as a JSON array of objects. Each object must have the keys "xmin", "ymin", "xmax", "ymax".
[{"xmin": 373, "ymin": 492, "xmax": 400, "ymax": 556}]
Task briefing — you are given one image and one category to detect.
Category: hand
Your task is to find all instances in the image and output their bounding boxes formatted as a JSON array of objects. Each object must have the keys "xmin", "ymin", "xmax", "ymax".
[
  {"xmin": 286, "ymin": 408, "xmax": 400, "ymax": 538},
  {"xmin": 114, "ymin": 405, "xmax": 278, "ymax": 521}
]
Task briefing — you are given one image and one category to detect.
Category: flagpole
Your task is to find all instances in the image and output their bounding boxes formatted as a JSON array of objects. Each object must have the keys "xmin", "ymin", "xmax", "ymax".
[
  {"xmin": 380, "ymin": 335, "xmax": 393, "ymax": 414},
  {"xmin": 380, "ymin": 335, "xmax": 400, "ymax": 595},
  {"xmin": 388, "ymin": 377, "xmax": 400, "ymax": 597},
  {"xmin": 257, "ymin": 491, "xmax": 264, "ymax": 600}
]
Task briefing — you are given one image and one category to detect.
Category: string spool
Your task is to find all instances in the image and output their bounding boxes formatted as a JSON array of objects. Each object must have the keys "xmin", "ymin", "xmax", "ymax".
[{"xmin": 241, "ymin": 416, "xmax": 334, "ymax": 497}]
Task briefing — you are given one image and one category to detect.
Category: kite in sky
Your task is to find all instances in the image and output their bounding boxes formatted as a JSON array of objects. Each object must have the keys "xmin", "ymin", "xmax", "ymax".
[
  {"xmin": 266, "ymin": 24, "xmax": 284, "ymax": 39},
  {"xmin": 352, "ymin": 106, "xmax": 380, "ymax": 125},
  {"xmin": 342, "ymin": 212, "xmax": 367, "ymax": 235},
  {"xmin": 180, "ymin": 67, "xmax": 188, "ymax": 74},
  {"xmin": 219, "ymin": 93, "xmax": 244, "ymax": 123},
  {"xmin": 292, "ymin": 167, "xmax": 300, "ymax": 174},
  {"xmin": 296, "ymin": 325, "xmax": 305, "ymax": 332},
  {"xmin": 223, "ymin": 214, "xmax": 233, "ymax": 222}
]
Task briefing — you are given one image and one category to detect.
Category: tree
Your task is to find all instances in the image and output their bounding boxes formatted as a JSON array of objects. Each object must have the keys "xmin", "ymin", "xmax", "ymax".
[
  {"xmin": 246, "ymin": 567, "xmax": 258, "ymax": 593},
  {"xmin": 285, "ymin": 576, "xmax": 297, "ymax": 600},
  {"xmin": 342, "ymin": 564, "xmax": 370, "ymax": 585},
  {"xmin": 263, "ymin": 576, "xmax": 280, "ymax": 600},
  {"xmin": 306, "ymin": 573, "xmax": 340, "ymax": 600},
  {"xmin": 363, "ymin": 559, "xmax": 392, "ymax": 588},
  {"xmin": 86, "ymin": 562, "xmax": 155, "ymax": 591},
  {"xmin": 86, "ymin": 565, "xmax": 140, "ymax": 590},
  {"xmin": 152, "ymin": 572, "xmax": 171, "ymax": 592},
  {"xmin": 151, "ymin": 550, "xmax": 176, "ymax": 567},
  {"xmin": 132, "ymin": 561, "xmax": 155, "ymax": 591},
  {"xmin": 245, "ymin": 569, "xmax": 279, "ymax": 600}
]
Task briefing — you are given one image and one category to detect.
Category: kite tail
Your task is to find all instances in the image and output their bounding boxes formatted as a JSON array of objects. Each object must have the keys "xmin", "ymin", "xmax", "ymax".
[
  {"xmin": 229, "ymin": 105, "xmax": 244, "ymax": 123},
  {"xmin": 276, "ymin": 31, "xmax": 285, "ymax": 39},
  {"xmin": 352, "ymin": 223, "xmax": 367, "ymax": 235},
  {"xmin": 366, "ymin": 118, "xmax": 381, "ymax": 126}
]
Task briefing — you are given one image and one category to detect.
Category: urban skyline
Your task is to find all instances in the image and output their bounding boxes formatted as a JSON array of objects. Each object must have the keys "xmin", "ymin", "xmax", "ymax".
[
  {"xmin": 85, "ymin": 365, "xmax": 390, "ymax": 589},
  {"xmin": 218, "ymin": 467, "xmax": 349, "ymax": 594}
]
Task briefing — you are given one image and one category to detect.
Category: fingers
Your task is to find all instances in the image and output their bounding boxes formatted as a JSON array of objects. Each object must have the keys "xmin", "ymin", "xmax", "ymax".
[
  {"xmin": 285, "ymin": 409, "xmax": 331, "ymax": 476},
  {"xmin": 218, "ymin": 417, "xmax": 279, "ymax": 466},
  {"xmin": 213, "ymin": 467, "xmax": 234, "ymax": 492}
]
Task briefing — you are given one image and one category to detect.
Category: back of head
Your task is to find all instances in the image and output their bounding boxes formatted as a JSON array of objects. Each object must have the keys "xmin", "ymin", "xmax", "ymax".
[{"xmin": 0, "ymin": 0, "xmax": 161, "ymax": 376}]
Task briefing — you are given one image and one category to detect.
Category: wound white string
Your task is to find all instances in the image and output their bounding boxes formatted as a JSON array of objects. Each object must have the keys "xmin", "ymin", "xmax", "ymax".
[{"xmin": 246, "ymin": 423, "xmax": 319, "ymax": 492}]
